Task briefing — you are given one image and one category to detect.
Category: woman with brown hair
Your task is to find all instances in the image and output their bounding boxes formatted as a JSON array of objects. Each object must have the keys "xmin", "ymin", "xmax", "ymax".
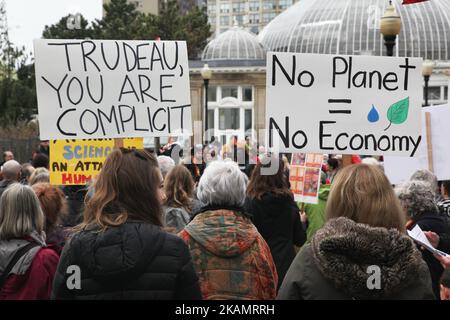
[
  {"xmin": 244, "ymin": 156, "xmax": 305, "ymax": 289},
  {"xmin": 51, "ymin": 148, "xmax": 201, "ymax": 300},
  {"xmin": 278, "ymin": 164, "xmax": 435, "ymax": 300},
  {"xmin": 163, "ymin": 165, "xmax": 202, "ymax": 233},
  {"xmin": 32, "ymin": 183, "xmax": 67, "ymax": 254}
]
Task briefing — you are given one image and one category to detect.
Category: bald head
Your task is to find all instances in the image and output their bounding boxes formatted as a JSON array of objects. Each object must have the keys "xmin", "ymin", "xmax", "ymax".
[
  {"xmin": 3, "ymin": 151, "xmax": 13, "ymax": 162},
  {"xmin": 1, "ymin": 160, "xmax": 21, "ymax": 181}
]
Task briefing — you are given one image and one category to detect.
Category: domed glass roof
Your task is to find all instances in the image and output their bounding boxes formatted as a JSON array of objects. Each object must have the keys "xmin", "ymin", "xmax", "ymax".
[
  {"xmin": 259, "ymin": 0, "xmax": 450, "ymax": 60},
  {"xmin": 202, "ymin": 26, "xmax": 266, "ymax": 61}
]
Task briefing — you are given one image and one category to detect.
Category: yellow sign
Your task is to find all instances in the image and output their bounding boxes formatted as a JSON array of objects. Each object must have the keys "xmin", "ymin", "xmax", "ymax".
[{"xmin": 50, "ymin": 138, "xmax": 144, "ymax": 185}]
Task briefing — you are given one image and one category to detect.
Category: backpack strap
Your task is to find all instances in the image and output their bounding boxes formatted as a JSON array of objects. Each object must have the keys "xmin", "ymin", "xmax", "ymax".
[{"xmin": 0, "ymin": 242, "xmax": 40, "ymax": 288}]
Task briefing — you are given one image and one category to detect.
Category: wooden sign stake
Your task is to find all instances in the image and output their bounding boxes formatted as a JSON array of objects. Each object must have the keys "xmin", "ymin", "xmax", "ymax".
[
  {"xmin": 425, "ymin": 111, "xmax": 434, "ymax": 173},
  {"xmin": 114, "ymin": 138, "xmax": 124, "ymax": 149}
]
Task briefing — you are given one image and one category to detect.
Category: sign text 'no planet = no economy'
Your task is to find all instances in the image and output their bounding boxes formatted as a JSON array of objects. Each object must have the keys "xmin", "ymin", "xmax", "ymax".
[
  {"xmin": 266, "ymin": 53, "xmax": 423, "ymax": 156},
  {"xmin": 34, "ymin": 39, "xmax": 192, "ymax": 140}
]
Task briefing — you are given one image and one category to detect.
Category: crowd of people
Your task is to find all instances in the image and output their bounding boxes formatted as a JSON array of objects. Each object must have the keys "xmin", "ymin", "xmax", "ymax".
[{"xmin": 0, "ymin": 136, "xmax": 450, "ymax": 300}]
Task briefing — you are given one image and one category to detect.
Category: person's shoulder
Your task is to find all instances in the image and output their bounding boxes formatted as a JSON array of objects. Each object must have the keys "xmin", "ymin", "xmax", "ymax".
[
  {"xmin": 164, "ymin": 231, "xmax": 186, "ymax": 246},
  {"xmin": 416, "ymin": 212, "xmax": 448, "ymax": 231},
  {"xmin": 31, "ymin": 247, "xmax": 60, "ymax": 271},
  {"xmin": 296, "ymin": 243, "xmax": 313, "ymax": 263},
  {"xmin": 158, "ymin": 230, "xmax": 191, "ymax": 261},
  {"xmin": 165, "ymin": 206, "xmax": 184, "ymax": 215},
  {"xmin": 36, "ymin": 246, "xmax": 59, "ymax": 258}
]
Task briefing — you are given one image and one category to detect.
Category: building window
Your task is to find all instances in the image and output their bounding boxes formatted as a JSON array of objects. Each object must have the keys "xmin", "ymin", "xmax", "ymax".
[
  {"xmin": 209, "ymin": 16, "xmax": 217, "ymax": 25},
  {"xmin": 207, "ymin": 86, "xmax": 255, "ymax": 138},
  {"xmin": 207, "ymin": 109, "xmax": 214, "ymax": 130},
  {"xmin": 208, "ymin": 86, "xmax": 217, "ymax": 102},
  {"xmin": 279, "ymin": 0, "xmax": 293, "ymax": 10},
  {"xmin": 235, "ymin": 14, "xmax": 245, "ymax": 25},
  {"xmin": 444, "ymin": 86, "xmax": 448, "ymax": 101},
  {"xmin": 249, "ymin": 0, "xmax": 260, "ymax": 11},
  {"xmin": 208, "ymin": 3, "xmax": 216, "ymax": 13},
  {"xmin": 219, "ymin": 108, "xmax": 240, "ymax": 130},
  {"xmin": 426, "ymin": 86, "xmax": 441, "ymax": 101},
  {"xmin": 245, "ymin": 109, "xmax": 252, "ymax": 131},
  {"xmin": 262, "ymin": 12, "xmax": 276, "ymax": 23},
  {"xmin": 250, "ymin": 26, "xmax": 259, "ymax": 33},
  {"xmin": 220, "ymin": 15, "xmax": 230, "ymax": 26},
  {"xmin": 220, "ymin": 3, "xmax": 230, "ymax": 14},
  {"xmin": 243, "ymin": 87, "xmax": 253, "ymax": 101},
  {"xmin": 222, "ymin": 86, "xmax": 238, "ymax": 99},
  {"xmin": 232, "ymin": 2, "xmax": 246, "ymax": 13},
  {"xmin": 263, "ymin": 0, "xmax": 276, "ymax": 11},
  {"xmin": 249, "ymin": 14, "xmax": 260, "ymax": 24}
]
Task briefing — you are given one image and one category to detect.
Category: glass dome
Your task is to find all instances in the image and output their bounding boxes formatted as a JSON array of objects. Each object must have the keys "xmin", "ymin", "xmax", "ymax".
[
  {"xmin": 259, "ymin": 0, "xmax": 450, "ymax": 60},
  {"xmin": 202, "ymin": 26, "xmax": 266, "ymax": 61}
]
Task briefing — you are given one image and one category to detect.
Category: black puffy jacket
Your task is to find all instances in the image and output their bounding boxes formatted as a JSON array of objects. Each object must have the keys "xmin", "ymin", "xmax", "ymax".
[{"xmin": 52, "ymin": 220, "xmax": 201, "ymax": 300}]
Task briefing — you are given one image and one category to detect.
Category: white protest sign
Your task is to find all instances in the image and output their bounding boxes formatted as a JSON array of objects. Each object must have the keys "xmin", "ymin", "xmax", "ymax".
[
  {"xmin": 34, "ymin": 39, "xmax": 192, "ymax": 140},
  {"xmin": 384, "ymin": 103, "xmax": 450, "ymax": 185},
  {"xmin": 266, "ymin": 53, "xmax": 423, "ymax": 156}
]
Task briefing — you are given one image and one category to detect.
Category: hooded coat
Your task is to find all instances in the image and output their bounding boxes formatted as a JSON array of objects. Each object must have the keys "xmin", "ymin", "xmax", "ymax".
[
  {"xmin": 278, "ymin": 217, "xmax": 435, "ymax": 300},
  {"xmin": 179, "ymin": 209, "xmax": 278, "ymax": 300},
  {"xmin": 51, "ymin": 220, "xmax": 201, "ymax": 300},
  {"xmin": 244, "ymin": 193, "xmax": 305, "ymax": 288}
]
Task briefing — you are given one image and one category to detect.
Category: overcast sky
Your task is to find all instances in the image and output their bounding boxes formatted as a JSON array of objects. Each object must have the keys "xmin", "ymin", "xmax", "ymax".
[{"xmin": 5, "ymin": 0, "xmax": 102, "ymax": 56}]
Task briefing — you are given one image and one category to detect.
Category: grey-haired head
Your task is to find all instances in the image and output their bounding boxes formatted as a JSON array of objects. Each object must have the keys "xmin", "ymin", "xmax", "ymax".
[
  {"xmin": 157, "ymin": 155, "xmax": 175, "ymax": 179},
  {"xmin": 197, "ymin": 160, "xmax": 247, "ymax": 208},
  {"xmin": 410, "ymin": 169, "xmax": 438, "ymax": 194},
  {"xmin": 395, "ymin": 180, "xmax": 438, "ymax": 219}
]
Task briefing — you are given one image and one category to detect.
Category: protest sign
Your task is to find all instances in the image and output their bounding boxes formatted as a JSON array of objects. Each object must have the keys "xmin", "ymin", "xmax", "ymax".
[
  {"xmin": 266, "ymin": 53, "xmax": 423, "ymax": 156},
  {"xmin": 50, "ymin": 138, "xmax": 143, "ymax": 185},
  {"xmin": 384, "ymin": 103, "xmax": 450, "ymax": 185},
  {"xmin": 34, "ymin": 40, "xmax": 192, "ymax": 140},
  {"xmin": 289, "ymin": 153, "xmax": 323, "ymax": 204}
]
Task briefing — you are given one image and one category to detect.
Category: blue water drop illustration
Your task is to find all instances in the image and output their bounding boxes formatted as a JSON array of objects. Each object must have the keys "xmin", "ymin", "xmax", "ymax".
[{"xmin": 367, "ymin": 105, "xmax": 380, "ymax": 123}]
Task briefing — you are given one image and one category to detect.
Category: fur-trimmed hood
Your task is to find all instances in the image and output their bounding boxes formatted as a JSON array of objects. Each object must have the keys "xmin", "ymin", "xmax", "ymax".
[{"xmin": 311, "ymin": 217, "xmax": 428, "ymax": 299}]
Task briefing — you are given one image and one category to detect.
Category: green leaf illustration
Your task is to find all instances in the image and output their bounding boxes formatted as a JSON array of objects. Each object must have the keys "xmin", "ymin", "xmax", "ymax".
[{"xmin": 384, "ymin": 97, "xmax": 409, "ymax": 131}]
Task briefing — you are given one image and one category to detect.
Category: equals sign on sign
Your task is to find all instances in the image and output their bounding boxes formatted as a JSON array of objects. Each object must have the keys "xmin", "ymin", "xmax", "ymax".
[{"xmin": 328, "ymin": 99, "xmax": 352, "ymax": 114}]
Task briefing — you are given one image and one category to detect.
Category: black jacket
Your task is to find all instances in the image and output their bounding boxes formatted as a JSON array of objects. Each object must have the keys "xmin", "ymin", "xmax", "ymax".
[
  {"xmin": 52, "ymin": 220, "xmax": 202, "ymax": 300},
  {"xmin": 278, "ymin": 217, "xmax": 435, "ymax": 300},
  {"xmin": 62, "ymin": 186, "xmax": 87, "ymax": 228},
  {"xmin": 411, "ymin": 211, "xmax": 450, "ymax": 299},
  {"xmin": 244, "ymin": 193, "xmax": 305, "ymax": 288}
]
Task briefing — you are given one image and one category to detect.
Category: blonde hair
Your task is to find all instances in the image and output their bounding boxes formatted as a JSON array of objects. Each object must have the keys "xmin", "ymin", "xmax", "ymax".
[
  {"xmin": 29, "ymin": 167, "xmax": 50, "ymax": 186},
  {"xmin": 326, "ymin": 164, "xmax": 406, "ymax": 232},
  {"xmin": 0, "ymin": 183, "xmax": 45, "ymax": 240}
]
